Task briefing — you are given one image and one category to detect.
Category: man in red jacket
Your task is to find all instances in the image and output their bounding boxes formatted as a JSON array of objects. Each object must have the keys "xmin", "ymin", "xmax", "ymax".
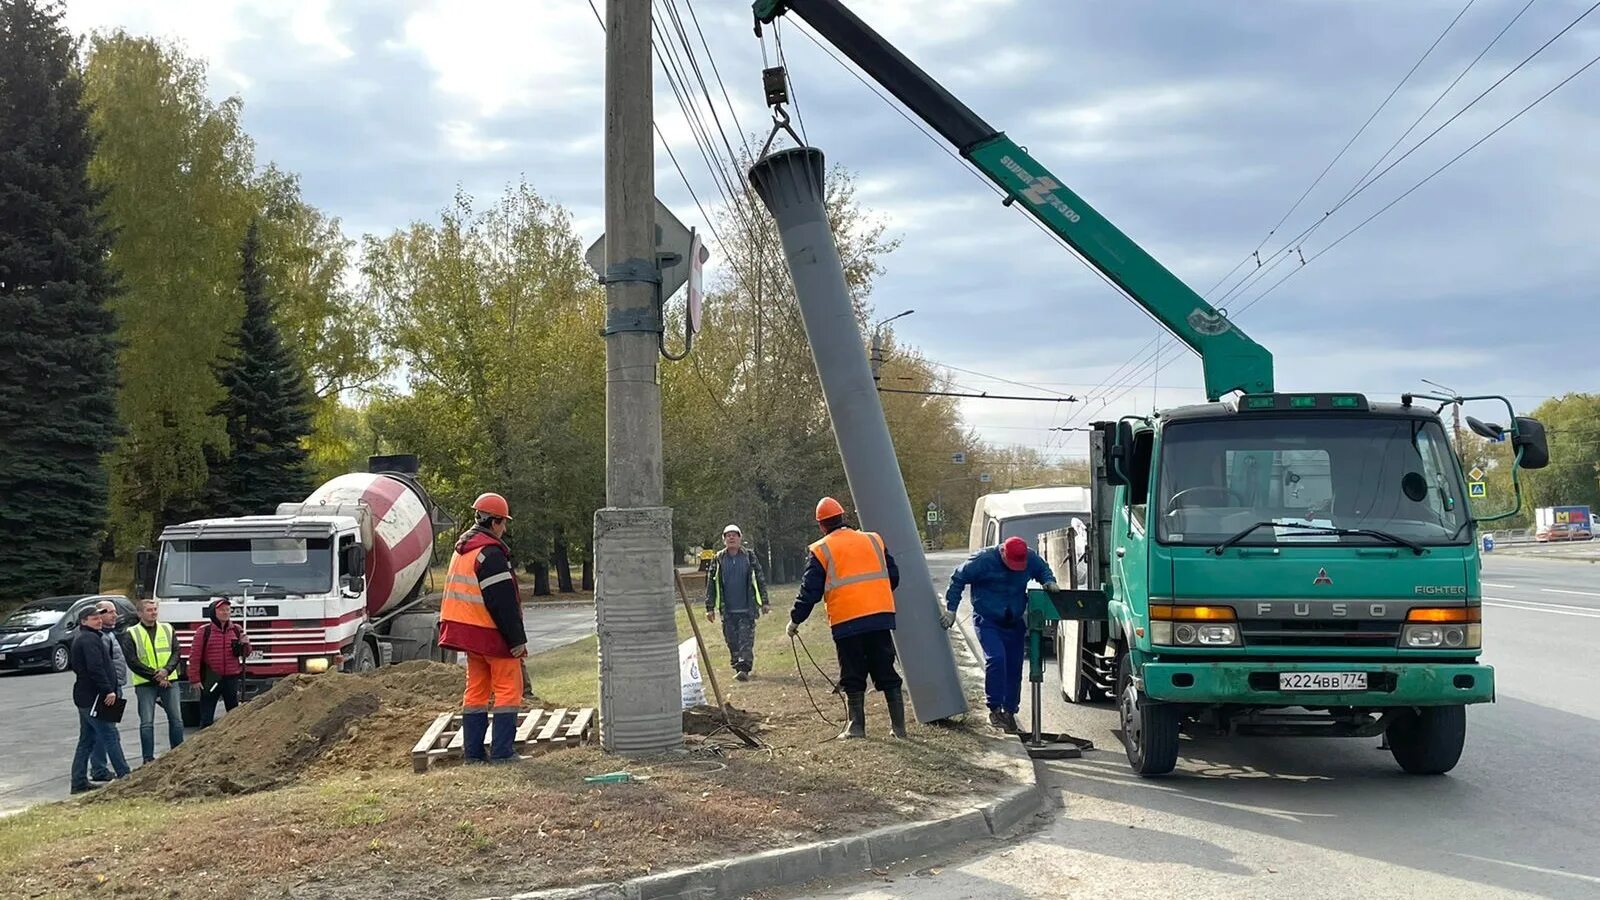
[
  {"xmin": 438, "ymin": 492, "xmax": 527, "ymax": 764},
  {"xmin": 189, "ymin": 597, "xmax": 251, "ymax": 727}
]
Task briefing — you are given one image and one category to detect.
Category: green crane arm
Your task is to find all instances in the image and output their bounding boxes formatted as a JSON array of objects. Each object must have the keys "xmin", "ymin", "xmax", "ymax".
[{"xmin": 754, "ymin": 0, "xmax": 1274, "ymax": 400}]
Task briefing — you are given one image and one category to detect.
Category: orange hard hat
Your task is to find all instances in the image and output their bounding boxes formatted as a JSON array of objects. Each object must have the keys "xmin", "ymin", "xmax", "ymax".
[
  {"xmin": 472, "ymin": 492, "xmax": 513, "ymax": 520},
  {"xmin": 815, "ymin": 496, "xmax": 845, "ymax": 522}
]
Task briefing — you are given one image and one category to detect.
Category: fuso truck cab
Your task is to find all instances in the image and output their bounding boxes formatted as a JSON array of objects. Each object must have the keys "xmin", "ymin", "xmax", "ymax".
[{"xmin": 1085, "ymin": 395, "xmax": 1548, "ymax": 775}]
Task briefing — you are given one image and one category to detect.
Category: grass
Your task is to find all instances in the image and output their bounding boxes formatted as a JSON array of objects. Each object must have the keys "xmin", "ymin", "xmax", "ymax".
[{"xmin": 0, "ymin": 585, "xmax": 1018, "ymax": 900}]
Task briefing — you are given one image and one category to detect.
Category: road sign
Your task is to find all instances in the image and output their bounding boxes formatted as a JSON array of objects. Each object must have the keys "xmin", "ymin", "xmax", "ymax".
[
  {"xmin": 586, "ymin": 198, "xmax": 709, "ymax": 302},
  {"xmin": 925, "ymin": 510, "xmax": 938, "ymax": 523},
  {"xmin": 950, "ymin": 452, "xmax": 967, "ymax": 465},
  {"xmin": 1468, "ymin": 466, "xmax": 1485, "ymax": 482},
  {"xmin": 926, "ymin": 501, "xmax": 938, "ymax": 511},
  {"xmin": 687, "ymin": 228, "xmax": 705, "ymax": 335},
  {"xmin": 1468, "ymin": 481, "xmax": 1487, "ymax": 499},
  {"xmin": 978, "ymin": 473, "xmax": 992, "ymax": 483}
]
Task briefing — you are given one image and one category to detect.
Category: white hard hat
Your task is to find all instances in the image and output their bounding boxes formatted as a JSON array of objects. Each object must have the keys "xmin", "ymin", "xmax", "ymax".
[{"xmin": 723, "ymin": 524, "xmax": 742, "ymax": 535}]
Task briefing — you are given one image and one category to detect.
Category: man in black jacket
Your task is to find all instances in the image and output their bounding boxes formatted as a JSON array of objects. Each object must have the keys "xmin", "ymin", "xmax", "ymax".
[{"xmin": 70, "ymin": 604, "xmax": 129, "ymax": 793}]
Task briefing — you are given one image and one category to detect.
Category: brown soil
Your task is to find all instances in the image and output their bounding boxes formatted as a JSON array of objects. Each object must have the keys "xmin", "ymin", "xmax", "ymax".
[{"xmin": 102, "ymin": 661, "xmax": 467, "ymax": 801}]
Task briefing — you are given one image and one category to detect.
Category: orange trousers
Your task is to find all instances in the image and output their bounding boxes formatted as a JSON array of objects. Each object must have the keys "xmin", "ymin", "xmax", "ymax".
[{"xmin": 463, "ymin": 653, "xmax": 523, "ymax": 714}]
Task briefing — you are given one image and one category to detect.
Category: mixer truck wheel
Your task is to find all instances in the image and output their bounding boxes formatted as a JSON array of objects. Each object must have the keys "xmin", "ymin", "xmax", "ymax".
[
  {"xmin": 1387, "ymin": 705, "xmax": 1466, "ymax": 775},
  {"xmin": 1118, "ymin": 655, "xmax": 1179, "ymax": 776},
  {"xmin": 349, "ymin": 639, "xmax": 378, "ymax": 673}
]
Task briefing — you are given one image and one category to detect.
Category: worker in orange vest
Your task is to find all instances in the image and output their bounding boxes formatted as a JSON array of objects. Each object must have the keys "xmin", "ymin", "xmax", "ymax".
[
  {"xmin": 786, "ymin": 497, "xmax": 907, "ymax": 740},
  {"xmin": 439, "ymin": 493, "xmax": 527, "ymax": 764}
]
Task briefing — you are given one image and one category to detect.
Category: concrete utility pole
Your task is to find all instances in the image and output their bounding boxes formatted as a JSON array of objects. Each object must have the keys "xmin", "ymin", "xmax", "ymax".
[
  {"xmin": 595, "ymin": 0, "xmax": 681, "ymax": 755},
  {"xmin": 750, "ymin": 147, "xmax": 968, "ymax": 724}
]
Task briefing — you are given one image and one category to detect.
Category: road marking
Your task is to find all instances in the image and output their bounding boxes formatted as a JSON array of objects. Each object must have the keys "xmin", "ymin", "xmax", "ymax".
[
  {"xmin": 1453, "ymin": 853, "xmax": 1600, "ymax": 885},
  {"xmin": 1541, "ymin": 587, "xmax": 1600, "ymax": 599},
  {"xmin": 1483, "ymin": 597, "xmax": 1600, "ymax": 618},
  {"xmin": 1481, "ymin": 582, "xmax": 1518, "ymax": 589}
]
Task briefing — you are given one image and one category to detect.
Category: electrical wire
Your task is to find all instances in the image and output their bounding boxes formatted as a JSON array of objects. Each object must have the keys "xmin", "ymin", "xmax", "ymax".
[
  {"xmin": 878, "ymin": 386, "xmax": 1077, "ymax": 403},
  {"xmin": 791, "ymin": 632, "xmax": 844, "ymax": 731}
]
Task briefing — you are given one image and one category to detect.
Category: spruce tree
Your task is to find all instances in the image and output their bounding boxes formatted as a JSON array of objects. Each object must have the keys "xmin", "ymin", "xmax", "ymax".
[
  {"xmin": 205, "ymin": 219, "xmax": 314, "ymax": 516},
  {"xmin": 0, "ymin": 0, "xmax": 122, "ymax": 601}
]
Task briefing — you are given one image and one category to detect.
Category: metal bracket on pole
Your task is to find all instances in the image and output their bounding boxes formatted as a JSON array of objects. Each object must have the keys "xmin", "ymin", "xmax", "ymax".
[{"xmin": 600, "ymin": 258, "xmax": 664, "ymax": 336}]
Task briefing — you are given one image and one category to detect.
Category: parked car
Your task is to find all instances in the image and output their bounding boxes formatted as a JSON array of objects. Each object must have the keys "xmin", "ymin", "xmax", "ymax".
[
  {"xmin": 0, "ymin": 594, "xmax": 138, "ymax": 674},
  {"xmin": 1536, "ymin": 523, "xmax": 1594, "ymax": 543}
]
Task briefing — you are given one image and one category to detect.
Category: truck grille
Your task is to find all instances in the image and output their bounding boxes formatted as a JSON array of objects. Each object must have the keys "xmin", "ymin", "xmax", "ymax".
[{"xmin": 1241, "ymin": 619, "xmax": 1400, "ymax": 648}]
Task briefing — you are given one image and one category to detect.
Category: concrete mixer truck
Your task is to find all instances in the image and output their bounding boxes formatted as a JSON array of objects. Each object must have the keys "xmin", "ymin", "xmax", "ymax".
[{"xmin": 133, "ymin": 455, "xmax": 456, "ymax": 724}]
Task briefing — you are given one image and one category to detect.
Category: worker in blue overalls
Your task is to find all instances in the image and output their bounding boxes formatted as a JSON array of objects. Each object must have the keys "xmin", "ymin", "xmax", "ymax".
[{"xmin": 939, "ymin": 537, "xmax": 1059, "ymax": 733}]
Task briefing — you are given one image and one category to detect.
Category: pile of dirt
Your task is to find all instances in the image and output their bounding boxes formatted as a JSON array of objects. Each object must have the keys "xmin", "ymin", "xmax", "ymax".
[{"xmin": 104, "ymin": 660, "xmax": 466, "ymax": 801}]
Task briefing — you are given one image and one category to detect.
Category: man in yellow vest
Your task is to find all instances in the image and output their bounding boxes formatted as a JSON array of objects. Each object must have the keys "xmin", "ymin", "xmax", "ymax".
[
  {"xmin": 119, "ymin": 599, "xmax": 185, "ymax": 764},
  {"xmin": 786, "ymin": 497, "xmax": 907, "ymax": 740},
  {"xmin": 439, "ymin": 492, "xmax": 527, "ymax": 764}
]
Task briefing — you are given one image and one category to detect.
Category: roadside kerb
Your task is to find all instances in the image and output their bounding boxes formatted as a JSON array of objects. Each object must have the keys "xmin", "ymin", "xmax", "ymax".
[{"xmin": 487, "ymin": 627, "xmax": 1050, "ymax": 900}]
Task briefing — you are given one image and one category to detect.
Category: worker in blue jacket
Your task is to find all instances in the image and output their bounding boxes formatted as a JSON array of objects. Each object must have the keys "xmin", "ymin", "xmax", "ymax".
[{"xmin": 939, "ymin": 537, "xmax": 1060, "ymax": 733}]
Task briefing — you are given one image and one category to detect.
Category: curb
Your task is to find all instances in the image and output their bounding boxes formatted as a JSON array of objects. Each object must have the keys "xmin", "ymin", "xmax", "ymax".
[
  {"xmin": 493, "ymin": 782, "xmax": 1048, "ymax": 900},
  {"xmin": 489, "ymin": 629, "xmax": 1051, "ymax": 900}
]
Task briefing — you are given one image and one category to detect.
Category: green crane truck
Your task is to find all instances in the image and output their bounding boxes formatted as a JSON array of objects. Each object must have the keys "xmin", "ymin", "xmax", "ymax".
[{"xmin": 754, "ymin": 0, "xmax": 1551, "ymax": 775}]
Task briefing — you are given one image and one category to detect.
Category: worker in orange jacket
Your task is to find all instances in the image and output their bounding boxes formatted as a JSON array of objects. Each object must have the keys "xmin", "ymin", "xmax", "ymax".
[
  {"xmin": 786, "ymin": 497, "xmax": 907, "ymax": 740},
  {"xmin": 439, "ymin": 493, "xmax": 527, "ymax": 764}
]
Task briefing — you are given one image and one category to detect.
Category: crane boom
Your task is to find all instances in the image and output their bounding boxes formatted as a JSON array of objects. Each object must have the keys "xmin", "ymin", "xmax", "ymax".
[{"xmin": 754, "ymin": 0, "xmax": 1274, "ymax": 400}]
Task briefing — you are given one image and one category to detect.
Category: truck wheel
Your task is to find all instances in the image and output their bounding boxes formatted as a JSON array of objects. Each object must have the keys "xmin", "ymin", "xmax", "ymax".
[
  {"xmin": 386, "ymin": 611, "xmax": 440, "ymax": 663},
  {"xmin": 1387, "ymin": 706, "xmax": 1466, "ymax": 775},
  {"xmin": 1118, "ymin": 655, "xmax": 1180, "ymax": 776},
  {"xmin": 349, "ymin": 639, "xmax": 378, "ymax": 673},
  {"xmin": 50, "ymin": 644, "xmax": 71, "ymax": 673}
]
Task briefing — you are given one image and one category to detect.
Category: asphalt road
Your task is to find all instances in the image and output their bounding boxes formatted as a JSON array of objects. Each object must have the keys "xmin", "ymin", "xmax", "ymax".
[
  {"xmin": 0, "ymin": 605, "xmax": 596, "ymax": 817},
  {"xmin": 796, "ymin": 550, "xmax": 1600, "ymax": 900}
]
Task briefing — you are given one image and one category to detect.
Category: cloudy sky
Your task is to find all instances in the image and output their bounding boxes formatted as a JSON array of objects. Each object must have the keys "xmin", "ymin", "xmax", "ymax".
[{"xmin": 62, "ymin": 0, "xmax": 1600, "ymax": 462}]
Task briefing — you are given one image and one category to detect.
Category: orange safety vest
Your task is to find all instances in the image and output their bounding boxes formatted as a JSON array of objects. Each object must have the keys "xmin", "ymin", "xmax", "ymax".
[
  {"xmin": 439, "ymin": 547, "xmax": 499, "ymax": 634},
  {"xmin": 809, "ymin": 528, "xmax": 895, "ymax": 627}
]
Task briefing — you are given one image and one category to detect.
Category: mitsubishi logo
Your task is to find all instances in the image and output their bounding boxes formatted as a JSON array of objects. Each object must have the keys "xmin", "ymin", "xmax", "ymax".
[{"xmin": 1313, "ymin": 568, "xmax": 1334, "ymax": 586}]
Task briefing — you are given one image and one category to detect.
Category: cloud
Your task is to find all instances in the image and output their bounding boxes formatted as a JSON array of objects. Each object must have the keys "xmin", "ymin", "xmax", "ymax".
[{"xmin": 58, "ymin": 0, "xmax": 1599, "ymax": 452}]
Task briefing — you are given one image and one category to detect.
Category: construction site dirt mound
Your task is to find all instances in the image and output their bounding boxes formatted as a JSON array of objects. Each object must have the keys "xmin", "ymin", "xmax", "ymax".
[
  {"xmin": 104, "ymin": 660, "xmax": 466, "ymax": 801},
  {"xmin": 681, "ymin": 703, "xmax": 762, "ymax": 735}
]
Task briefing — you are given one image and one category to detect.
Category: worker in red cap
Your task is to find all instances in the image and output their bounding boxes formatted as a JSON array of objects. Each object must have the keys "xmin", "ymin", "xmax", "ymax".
[
  {"xmin": 439, "ymin": 492, "xmax": 527, "ymax": 764},
  {"xmin": 940, "ymin": 536, "xmax": 1060, "ymax": 733},
  {"xmin": 786, "ymin": 496, "xmax": 907, "ymax": 739}
]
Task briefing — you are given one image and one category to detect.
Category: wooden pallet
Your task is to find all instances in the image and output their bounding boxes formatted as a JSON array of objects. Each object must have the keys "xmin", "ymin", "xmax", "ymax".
[{"xmin": 411, "ymin": 707, "xmax": 595, "ymax": 772}]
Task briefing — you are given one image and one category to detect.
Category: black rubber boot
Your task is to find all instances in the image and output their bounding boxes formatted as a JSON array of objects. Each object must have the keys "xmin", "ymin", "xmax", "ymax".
[
  {"xmin": 884, "ymin": 687, "xmax": 909, "ymax": 739},
  {"xmin": 461, "ymin": 711, "xmax": 489, "ymax": 764},
  {"xmin": 839, "ymin": 692, "xmax": 867, "ymax": 740},
  {"xmin": 489, "ymin": 712, "xmax": 519, "ymax": 762}
]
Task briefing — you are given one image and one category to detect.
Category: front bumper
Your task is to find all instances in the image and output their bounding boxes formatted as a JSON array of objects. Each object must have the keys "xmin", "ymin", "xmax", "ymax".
[
  {"xmin": 1142, "ymin": 660, "xmax": 1494, "ymax": 706},
  {"xmin": 0, "ymin": 645, "xmax": 52, "ymax": 669}
]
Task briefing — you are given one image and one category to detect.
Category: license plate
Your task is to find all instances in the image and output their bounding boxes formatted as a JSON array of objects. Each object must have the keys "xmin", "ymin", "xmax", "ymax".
[
  {"xmin": 247, "ymin": 650, "xmax": 265, "ymax": 662},
  {"xmin": 1280, "ymin": 672, "xmax": 1367, "ymax": 692}
]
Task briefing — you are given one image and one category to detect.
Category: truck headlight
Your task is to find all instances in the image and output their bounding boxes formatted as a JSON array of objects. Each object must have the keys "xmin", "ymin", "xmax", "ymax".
[
  {"xmin": 20, "ymin": 630, "xmax": 49, "ymax": 647},
  {"xmin": 300, "ymin": 657, "xmax": 332, "ymax": 674},
  {"xmin": 1402, "ymin": 607, "xmax": 1481, "ymax": 649},
  {"xmin": 1150, "ymin": 605, "xmax": 1240, "ymax": 646}
]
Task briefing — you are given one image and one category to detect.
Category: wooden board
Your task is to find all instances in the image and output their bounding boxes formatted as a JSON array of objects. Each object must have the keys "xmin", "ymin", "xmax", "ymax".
[{"xmin": 410, "ymin": 707, "xmax": 596, "ymax": 772}]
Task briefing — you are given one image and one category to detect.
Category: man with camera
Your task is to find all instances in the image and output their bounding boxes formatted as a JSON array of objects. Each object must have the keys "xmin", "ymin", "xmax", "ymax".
[{"xmin": 188, "ymin": 597, "xmax": 251, "ymax": 727}]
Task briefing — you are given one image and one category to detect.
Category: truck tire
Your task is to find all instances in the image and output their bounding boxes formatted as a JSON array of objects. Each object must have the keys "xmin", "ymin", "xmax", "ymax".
[
  {"xmin": 1387, "ymin": 706, "xmax": 1466, "ymax": 775},
  {"xmin": 348, "ymin": 639, "xmax": 378, "ymax": 673},
  {"xmin": 1118, "ymin": 654, "xmax": 1180, "ymax": 776}
]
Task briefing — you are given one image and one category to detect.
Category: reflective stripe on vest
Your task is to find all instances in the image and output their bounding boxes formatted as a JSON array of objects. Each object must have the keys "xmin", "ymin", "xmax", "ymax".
[
  {"xmin": 128, "ymin": 622, "xmax": 175, "ymax": 686},
  {"xmin": 439, "ymin": 549, "xmax": 498, "ymax": 630},
  {"xmin": 810, "ymin": 529, "xmax": 895, "ymax": 627}
]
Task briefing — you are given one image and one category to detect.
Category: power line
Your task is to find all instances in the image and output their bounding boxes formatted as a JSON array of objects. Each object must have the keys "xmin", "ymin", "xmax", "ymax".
[
  {"xmin": 878, "ymin": 386, "xmax": 1078, "ymax": 403},
  {"xmin": 1206, "ymin": 0, "xmax": 1478, "ymax": 303}
]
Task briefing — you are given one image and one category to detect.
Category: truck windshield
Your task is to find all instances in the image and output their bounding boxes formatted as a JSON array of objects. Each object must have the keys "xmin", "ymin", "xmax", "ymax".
[
  {"xmin": 1157, "ymin": 415, "xmax": 1468, "ymax": 547},
  {"xmin": 998, "ymin": 514, "xmax": 1084, "ymax": 549},
  {"xmin": 156, "ymin": 538, "xmax": 335, "ymax": 597}
]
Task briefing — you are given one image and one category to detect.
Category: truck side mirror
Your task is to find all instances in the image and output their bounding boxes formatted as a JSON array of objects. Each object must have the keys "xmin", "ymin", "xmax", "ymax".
[
  {"xmin": 1513, "ymin": 417, "xmax": 1549, "ymax": 470},
  {"xmin": 341, "ymin": 543, "xmax": 368, "ymax": 592},
  {"xmin": 1101, "ymin": 421, "xmax": 1132, "ymax": 487},
  {"xmin": 134, "ymin": 550, "xmax": 157, "ymax": 600}
]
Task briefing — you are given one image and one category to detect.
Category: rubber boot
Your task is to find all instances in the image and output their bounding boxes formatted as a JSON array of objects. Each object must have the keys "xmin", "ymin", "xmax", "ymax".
[
  {"xmin": 489, "ymin": 712, "xmax": 519, "ymax": 762},
  {"xmin": 884, "ymin": 687, "xmax": 908, "ymax": 739},
  {"xmin": 461, "ymin": 711, "xmax": 489, "ymax": 764},
  {"xmin": 839, "ymin": 692, "xmax": 867, "ymax": 740}
]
